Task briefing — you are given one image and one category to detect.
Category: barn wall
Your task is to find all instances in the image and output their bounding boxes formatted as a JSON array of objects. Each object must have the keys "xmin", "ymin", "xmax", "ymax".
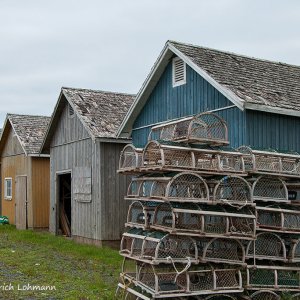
[
  {"xmin": 98, "ymin": 142, "xmax": 130, "ymax": 241},
  {"xmin": 31, "ymin": 157, "xmax": 50, "ymax": 228},
  {"xmin": 132, "ymin": 61, "xmax": 246, "ymax": 148},
  {"xmin": 1, "ymin": 127, "xmax": 29, "ymax": 225},
  {"xmin": 50, "ymin": 103, "xmax": 96, "ymax": 239},
  {"xmin": 246, "ymin": 110, "xmax": 300, "ymax": 152}
]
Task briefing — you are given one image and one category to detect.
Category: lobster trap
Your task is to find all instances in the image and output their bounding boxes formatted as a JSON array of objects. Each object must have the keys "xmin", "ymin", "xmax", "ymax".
[
  {"xmin": 249, "ymin": 290, "xmax": 280, "ymax": 300},
  {"xmin": 126, "ymin": 172, "xmax": 210, "ymax": 203},
  {"xmin": 120, "ymin": 228, "xmax": 198, "ymax": 264},
  {"xmin": 204, "ymin": 295, "xmax": 237, "ymax": 300},
  {"xmin": 148, "ymin": 112, "xmax": 229, "ymax": 146},
  {"xmin": 142, "ymin": 141, "xmax": 245, "ymax": 175},
  {"xmin": 252, "ymin": 176, "xmax": 288, "ymax": 203},
  {"xmin": 289, "ymin": 238, "xmax": 300, "ymax": 263},
  {"xmin": 212, "ymin": 175, "xmax": 253, "ymax": 206},
  {"xmin": 256, "ymin": 205, "xmax": 300, "ymax": 234},
  {"xmin": 118, "ymin": 144, "xmax": 144, "ymax": 173},
  {"xmin": 150, "ymin": 202, "xmax": 256, "ymax": 240},
  {"xmin": 246, "ymin": 265, "xmax": 300, "ymax": 291},
  {"xmin": 196, "ymin": 238, "xmax": 246, "ymax": 265},
  {"xmin": 238, "ymin": 146, "xmax": 300, "ymax": 177},
  {"xmin": 122, "ymin": 263, "xmax": 243, "ymax": 298},
  {"xmin": 246, "ymin": 232, "xmax": 287, "ymax": 261},
  {"xmin": 126, "ymin": 201, "xmax": 158, "ymax": 229}
]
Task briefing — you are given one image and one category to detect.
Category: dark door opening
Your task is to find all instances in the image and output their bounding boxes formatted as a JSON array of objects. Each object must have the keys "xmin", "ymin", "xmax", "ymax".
[{"xmin": 58, "ymin": 173, "xmax": 72, "ymax": 237}]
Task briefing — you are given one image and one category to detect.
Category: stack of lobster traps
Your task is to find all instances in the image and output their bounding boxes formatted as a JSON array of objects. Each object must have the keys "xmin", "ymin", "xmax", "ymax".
[
  {"xmin": 238, "ymin": 146, "xmax": 300, "ymax": 300},
  {"xmin": 116, "ymin": 112, "xmax": 300, "ymax": 299}
]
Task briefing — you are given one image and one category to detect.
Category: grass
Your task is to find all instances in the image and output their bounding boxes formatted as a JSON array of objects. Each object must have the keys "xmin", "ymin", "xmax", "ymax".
[{"xmin": 0, "ymin": 225, "xmax": 123, "ymax": 299}]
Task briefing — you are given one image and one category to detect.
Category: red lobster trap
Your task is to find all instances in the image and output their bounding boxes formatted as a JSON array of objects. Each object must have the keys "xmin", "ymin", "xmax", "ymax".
[
  {"xmin": 238, "ymin": 146, "xmax": 300, "ymax": 177},
  {"xmin": 149, "ymin": 202, "xmax": 255, "ymax": 240},
  {"xmin": 148, "ymin": 112, "xmax": 229, "ymax": 146}
]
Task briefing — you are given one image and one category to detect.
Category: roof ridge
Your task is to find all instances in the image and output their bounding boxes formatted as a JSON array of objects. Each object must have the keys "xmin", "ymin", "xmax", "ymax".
[
  {"xmin": 62, "ymin": 86, "xmax": 136, "ymax": 97},
  {"xmin": 7, "ymin": 113, "xmax": 51, "ymax": 118},
  {"xmin": 168, "ymin": 40, "xmax": 300, "ymax": 69}
]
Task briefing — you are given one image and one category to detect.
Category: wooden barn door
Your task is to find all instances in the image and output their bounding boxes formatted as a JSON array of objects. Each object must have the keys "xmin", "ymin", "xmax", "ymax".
[{"xmin": 15, "ymin": 176, "xmax": 27, "ymax": 230}]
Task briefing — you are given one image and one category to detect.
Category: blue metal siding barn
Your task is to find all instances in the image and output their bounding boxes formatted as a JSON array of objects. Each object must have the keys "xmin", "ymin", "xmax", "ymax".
[
  {"xmin": 118, "ymin": 41, "xmax": 300, "ymax": 152},
  {"xmin": 132, "ymin": 63, "xmax": 246, "ymax": 148}
]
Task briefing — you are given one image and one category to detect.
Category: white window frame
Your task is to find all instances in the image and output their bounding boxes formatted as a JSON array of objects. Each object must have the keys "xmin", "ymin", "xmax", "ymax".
[
  {"xmin": 4, "ymin": 177, "xmax": 12, "ymax": 200},
  {"xmin": 172, "ymin": 57, "xmax": 186, "ymax": 87}
]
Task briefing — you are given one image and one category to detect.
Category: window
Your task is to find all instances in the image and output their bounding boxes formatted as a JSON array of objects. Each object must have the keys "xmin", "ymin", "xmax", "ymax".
[
  {"xmin": 68, "ymin": 103, "xmax": 74, "ymax": 117},
  {"xmin": 4, "ymin": 178, "xmax": 12, "ymax": 200},
  {"xmin": 172, "ymin": 57, "xmax": 186, "ymax": 87}
]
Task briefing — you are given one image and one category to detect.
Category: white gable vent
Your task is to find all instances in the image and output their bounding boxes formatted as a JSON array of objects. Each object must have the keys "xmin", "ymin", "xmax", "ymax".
[
  {"xmin": 172, "ymin": 57, "xmax": 186, "ymax": 87},
  {"xmin": 68, "ymin": 103, "xmax": 74, "ymax": 117}
]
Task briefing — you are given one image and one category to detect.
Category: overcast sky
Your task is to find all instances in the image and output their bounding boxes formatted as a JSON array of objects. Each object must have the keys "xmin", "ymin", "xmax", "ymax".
[{"xmin": 0, "ymin": 0, "xmax": 300, "ymax": 126}]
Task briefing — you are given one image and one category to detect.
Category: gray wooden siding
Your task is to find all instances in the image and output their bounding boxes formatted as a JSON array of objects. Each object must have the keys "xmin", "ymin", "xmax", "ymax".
[
  {"xmin": 2, "ymin": 127, "xmax": 25, "ymax": 157},
  {"xmin": 51, "ymin": 101, "xmax": 90, "ymax": 148},
  {"xmin": 99, "ymin": 142, "xmax": 130, "ymax": 241}
]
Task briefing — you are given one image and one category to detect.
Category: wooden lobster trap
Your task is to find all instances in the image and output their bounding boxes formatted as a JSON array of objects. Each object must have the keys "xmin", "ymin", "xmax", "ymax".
[
  {"xmin": 148, "ymin": 112, "xmax": 229, "ymax": 146},
  {"xmin": 252, "ymin": 176, "xmax": 289, "ymax": 203},
  {"xmin": 289, "ymin": 238, "xmax": 300, "ymax": 263},
  {"xmin": 125, "ymin": 172, "xmax": 210, "ymax": 203},
  {"xmin": 211, "ymin": 175, "xmax": 253, "ymax": 207},
  {"xmin": 150, "ymin": 202, "xmax": 256, "ymax": 240},
  {"xmin": 246, "ymin": 232, "xmax": 287, "ymax": 261},
  {"xmin": 256, "ymin": 205, "xmax": 300, "ymax": 234},
  {"xmin": 246, "ymin": 265, "xmax": 300, "ymax": 291},
  {"xmin": 249, "ymin": 290, "xmax": 280, "ymax": 300},
  {"xmin": 122, "ymin": 264, "xmax": 243, "ymax": 298},
  {"xmin": 118, "ymin": 144, "xmax": 144, "ymax": 174},
  {"xmin": 126, "ymin": 201, "xmax": 158, "ymax": 229},
  {"xmin": 120, "ymin": 228, "xmax": 198, "ymax": 264},
  {"xmin": 238, "ymin": 146, "xmax": 300, "ymax": 177},
  {"xmin": 142, "ymin": 141, "xmax": 245, "ymax": 175},
  {"xmin": 196, "ymin": 238, "xmax": 246, "ymax": 265}
]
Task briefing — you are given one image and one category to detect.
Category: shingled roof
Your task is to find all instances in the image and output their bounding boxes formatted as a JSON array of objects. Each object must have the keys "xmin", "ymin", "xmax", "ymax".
[
  {"xmin": 42, "ymin": 87, "xmax": 135, "ymax": 152},
  {"xmin": 63, "ymin": 87, "xmax": 135, "ymax": 138},
  {"xmin": 169, "ymin": 40, "xmax": 300, "ymax": 111},
  {"xmin": 4, "ymin": 114, "xmax": 51, "ymax": 155},
  {"xmin": 118, "ymin": 40, "xmax": 300, "ymax": 136}
]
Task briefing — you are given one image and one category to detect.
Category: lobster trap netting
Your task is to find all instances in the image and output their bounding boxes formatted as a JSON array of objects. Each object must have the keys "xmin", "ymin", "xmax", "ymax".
[
  {"xmin": 126, "ymin": 201, "xmax": 157, "ymax": 229},
  {"xmin": 194, "ymin": 152, "xmax": 219, "ymax": 172},
  {"xmin": 219, "ymin": 152, "xmax": 245, "ymax": 173},
  {"xmin": 213, "ymin": 176, "xmax": 252, "ymax": 206},
  {"xmin": 148, "ymin": 112, "xmax": 229, "ymax": 145},
  {"xmin": 120, "ymin": 228, "xmax": 198, "ymax": 264},
  {"xmin": 247, "ymin": 267, "xmax": 276, "ymax": 287},
  {"xmin": 166, "ymin": 172, "xmax": 209, "ymax": 202},
  {"xmin": 250, "ymin": 290, "xmax": 280, "ymax": 300},
  {"xmin": 197, "ymin": 238, "xmax": 245, "ymax": 265},
  {"xmin": 246, "ymin": 232, "xmax": 286, "ymax": 260},
  {"xmin": 290, "ymin": 239, "xmax": 300, "ymax": 262},
  {"xmin": 121, "ymin": 258, "xmax": 138, "ymax": 280},
  {"xmin": 257, "ymin": 205, "xmax": 300, "ymax": 233},
  {"xmin": 187, "ymin": 267, "xmax": 242, "ymax": 292},
  {"xmin": 138, "ymin": 264, "xmax": 186, "ymax": 294},
  {"xmin": 119, "ymin": 144, "xmax": 143, "ymax": 172},
  {"xmin": 252, "ymin": 176, "xmax": 288, "ymax": 202}
]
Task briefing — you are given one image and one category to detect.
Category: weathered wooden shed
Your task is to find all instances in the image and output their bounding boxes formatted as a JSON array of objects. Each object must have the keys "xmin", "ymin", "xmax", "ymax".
[
  {"xmin": 0, "ymin": 114, "xmax": 50, "ymax": 229},
  {"xmin": 41, "ymin": 87, "xmax": 134, "ymax": 246},
  {"xmin": 118, "ymin": 40, "xmax": 300, "ymax": 151}
]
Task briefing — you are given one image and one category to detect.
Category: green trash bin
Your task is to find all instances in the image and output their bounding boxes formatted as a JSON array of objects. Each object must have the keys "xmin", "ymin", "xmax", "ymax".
[{"xmin": 0, "ymin": 216, "xmax": 9, "ymax": 225}]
